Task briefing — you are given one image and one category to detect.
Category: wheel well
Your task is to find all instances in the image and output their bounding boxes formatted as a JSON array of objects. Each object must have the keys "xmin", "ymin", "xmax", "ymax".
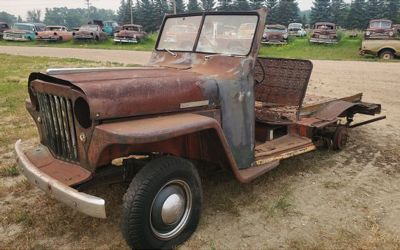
[
  {"xmin": 378, "ymin": 48, "xmax": 395, "ymax": 56},
  {"xmin": 95, "ymin": 129, "xmax": 231, "ymax": 171}
]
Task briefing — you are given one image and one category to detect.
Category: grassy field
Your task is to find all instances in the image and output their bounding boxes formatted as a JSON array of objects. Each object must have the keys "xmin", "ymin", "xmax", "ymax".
[{"xmin": 0, "ymin": 32, "xmax": 379, "ymax": 61}]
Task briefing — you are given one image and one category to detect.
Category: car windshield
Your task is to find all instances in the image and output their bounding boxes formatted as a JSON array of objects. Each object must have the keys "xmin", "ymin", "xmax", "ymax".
[
  {"xmin": 14, "ymin": 24, "xmax": 34, "ymax": 31},
  {"xmin": 80, "ymin": 25, "xmax": 98, "ymax": 31},
  {"xmin": 370, "ymin": 21, "xmax": 391, "ymax": 29},
  {"xmin": 157, "ymin": 14, "xmax": 258, "ymax": 55},
  {"xmin": 288, "ymin": 24, "xmax": 302, "ymax": 29},
  {"xmin": 316, "ymin": 24, "xmax": 334, "ymax": 30},
  {"xmin": 265, "ymin": 27, "xmax": 285, "ymax": 32}
]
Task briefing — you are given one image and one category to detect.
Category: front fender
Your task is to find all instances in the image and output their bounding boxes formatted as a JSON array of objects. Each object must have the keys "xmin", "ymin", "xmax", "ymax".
[{"xmin": 87, "ymin": 113, "xmax": 243, "ymax": 179}]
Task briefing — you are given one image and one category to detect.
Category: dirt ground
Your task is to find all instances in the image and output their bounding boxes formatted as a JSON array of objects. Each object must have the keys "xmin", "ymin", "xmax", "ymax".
[{"xmin": 1, "ymin": 58, "xmax": 399, "ymax": 249}]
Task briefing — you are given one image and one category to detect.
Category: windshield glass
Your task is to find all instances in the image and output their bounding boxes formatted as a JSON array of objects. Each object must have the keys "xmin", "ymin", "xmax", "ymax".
[
  {"xmin": 289, "ymin": 23, "xmax": 302, "ymax": 29},
  {"xmin": 370, "ymin": 21, "xmax": 391, "ymax": 29},
  {"xmin": 157, "ymin": 14, "xmax": 258, "ymax": 55},
  {"xmin": 158, "ymin": 16, "xmax": 202, "ymax": 51},
  {"xmin": 14, "ymin": 24, "xmax": 34, "ymax": 32}
]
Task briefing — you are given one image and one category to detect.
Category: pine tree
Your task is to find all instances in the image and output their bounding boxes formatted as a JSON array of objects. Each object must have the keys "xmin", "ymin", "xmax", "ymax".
[
  {"xmin": 201, "ymin": 0, "xmax": 215, "ymax": 11},
  {"xmin": 310, "ymin": 0, "xmax": 330, "ymax": 24},
  {"xmin": 265, "ymin": 0, "xmax": 278, "ymax": 24},
  {"xmin": 366, "ymin": 0, "xmax": 381, "ymax": 20},
  {"xmin": 117, "ymin": 0, "xmax": 131, "ymax": 24},
  {"xmin": 137, "ymin": 0, "xmax": 158, "ymax": 31},
  {"xmin": 346, "ymin": 0, "xmax": 367, "ymax": 29},
  {"xmin": 234, "ymin": 0, "xmax": 251, "ymax": 11},
  {"xmin": 249, "ymin": 0, "xmax": 265, "ymax": 10},
  {"xmin": 384, "ymin": 0, "xmax": 400, "ymax": 23},
  {"xmin": 274, "ymin": 0, "xmax": 300, "ymax": 25},
  {"xmin": 217, "ymin": 0, "xmax": 234, "ymax": 11},
  {"xmin": 170, "ymin": 0, "xmax": 186, "ymax": 13},
  {"xmin": 153, "ymin": 0, "xmax": 169, "ymax": 27},
  {"xmin": 330, "ymin": 0, "xmax": 347, "ymax": 27},
  {"xmin": 187, "ymin": 0, "xmax": 202, "ymax": 12},
  {"xmin": 301, "ymin": 14, "xmax": 308, "ymax": 26}
]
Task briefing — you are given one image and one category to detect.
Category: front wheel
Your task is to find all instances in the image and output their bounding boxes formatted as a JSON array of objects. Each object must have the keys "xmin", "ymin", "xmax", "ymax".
[{"xmin": 121, "ymin": 156, "xmax": 202, "ymax": 249}]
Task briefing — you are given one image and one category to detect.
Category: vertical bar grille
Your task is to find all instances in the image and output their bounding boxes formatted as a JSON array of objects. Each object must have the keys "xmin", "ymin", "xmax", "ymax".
[{"xmin": 36, "ymin": 92, "xmax": 79, "ymax": 161}]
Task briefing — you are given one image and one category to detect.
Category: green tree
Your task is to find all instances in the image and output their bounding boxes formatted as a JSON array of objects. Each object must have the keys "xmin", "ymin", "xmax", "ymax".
[
  {"xmin": 249, "ymin": 0, "xmax": 265, "ymax": 9},
  {"xmin": 217, "ymin": 0, "xmax": 234, "ymax": 11},
  {"xmin": 266, "ymin": 0, "xmax": 278, "ymax": 24},
  {"xmin": 366, "ymin": 0, "xmax": 381, "ymax": 20},
  {"xmin": 117, "ymin": 0, "xmax": 132, "ymax": 24},
  {"xmin": 0, "ymin": 11, "xmax": 17, "ymax": 25},
  {"xmin": 153, "ymin": 0, "xmax": 169, "ymax": 27},
  {"xmin": 310, "ymin": 0, "xmax": 330, "ymax": 24},
  {"xmin": 346, "ymin": 0, "xmax": 367, "ymax": 29},
  {"xmin": 330, "ymin": 0, "xmax": 347, "ymax": 27},
  {"xmin": 171, "ymin": 0, "xmax": 186, "ymax": 13},
  {"xmin": 275, "ymin": 0, "xmax": 300, "ymax": 25},
  {"xmin": 201, "ymin": 0, "xmax": 215, "ymax": 10},
  {"xmin": 384, "ymin": 0, "xmax": 400, "ymax": 23},
  {"xmin": 188, "ymin": 0, "xmax": 202, "ymax": 12},
  {"xmin": 234, "ymin": 0, "xmax": 251, "ymax": 11},
  {"xmin": 27, "ymin": 9, "xmax": 42, "ymax": 23}
]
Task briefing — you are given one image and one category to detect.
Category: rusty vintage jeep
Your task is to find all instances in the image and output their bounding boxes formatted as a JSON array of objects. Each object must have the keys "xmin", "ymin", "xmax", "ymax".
[
  {"xmin": 15, "ymin": 9, "xmax": 385, "ymax": 249},
  {"xmin": 360, "ymin": 38, "xmax": 400, "ymax": 59}
]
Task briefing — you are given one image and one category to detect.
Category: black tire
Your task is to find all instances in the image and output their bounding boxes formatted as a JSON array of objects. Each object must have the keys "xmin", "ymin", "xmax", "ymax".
[
  {"xmin": 379, "ymin": 49, "xmax": 394, "ymax": 60},
  {"xmin": 332, "ymin": 125, "xmax": 349, "ymax": 150},
  {"xmin": 121, "ymin": 156, "xmax": 202, "ymax": 249}
]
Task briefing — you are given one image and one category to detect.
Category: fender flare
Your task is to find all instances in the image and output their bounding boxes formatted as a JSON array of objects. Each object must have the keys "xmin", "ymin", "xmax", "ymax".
[{"xmin": 87, "ymin": 113, "xmax": 246, "ymax": 181}]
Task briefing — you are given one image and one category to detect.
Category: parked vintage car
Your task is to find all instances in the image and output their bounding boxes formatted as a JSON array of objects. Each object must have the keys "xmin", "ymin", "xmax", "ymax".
[
  {"xmin": 72, "ymin": 24, "xmax": 108, "ymax": 41},
  {"xmin": 360, "ymin": 39, "xmax": 400, "ymax": 59},
  {"xmin": 103, "ymin": 20, "xmax": 120, "ymax": 36},
  {"xmin": 288, "ymin": 23, "xmax": 307, "ymax": 36},
  {"xmin": 16, "ymin": 8, "xmax": 385, "ymax": 249},
  {"xmin": 0, "ymin": 22, "xmax": 10, "ymax": 39},
  {"xmin": 310, "ymin": 22, "xmax": 338, "ymax": 44},
  {"xmin": 114, "ymin": 24, "xmax": 146, "ymax": 43},
  {"xmin": 261, "ymin": 24, "xmax": 288, "ymax": 44},
  {"xmin": 36, "ymin": 26, "xmax": 72, "ymax": 42},
  {"xmin": 3, "ymin": 23, "xmax": 42, "ymax": 41},
  {"xmin": 365, "ymin": 19, "xmax": 399, "ymax": 40}
]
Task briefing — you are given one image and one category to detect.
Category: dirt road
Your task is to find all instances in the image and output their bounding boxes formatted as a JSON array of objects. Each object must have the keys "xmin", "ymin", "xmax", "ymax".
[
  {"xmin": 0, "ymin": 46, "xmax": 152, "ymax": 65},
  {"xmin": 0, "ymin": 49, "xmax": 399, "ymax": 249}
]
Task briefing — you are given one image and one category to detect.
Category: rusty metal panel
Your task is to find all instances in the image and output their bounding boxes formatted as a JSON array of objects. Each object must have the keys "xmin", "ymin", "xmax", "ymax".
[
  {"xmin": 254, "ymin": 57, "xmax": 313, "ymax": 123},
  {"xmin": 314, "ymin": 100, "xmax": 356, "ymax": 121}
]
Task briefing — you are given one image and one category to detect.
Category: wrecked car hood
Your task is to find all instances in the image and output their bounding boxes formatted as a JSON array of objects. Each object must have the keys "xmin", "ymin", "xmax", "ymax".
[{"xmin": 30, "ymin": 67, "xmax": 219, "ymax": 120}]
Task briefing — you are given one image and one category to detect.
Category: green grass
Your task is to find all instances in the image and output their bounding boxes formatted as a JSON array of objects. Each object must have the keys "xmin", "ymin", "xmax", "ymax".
[
  {"xmin": 0, "ymin": 165, "xmax": 19, "ymax": 177},
  {"xmin": 0, "ymin": 33, "xmax": 158, "ymax": 51},
  {"xmin": 259, "ymin": 33, "xmax": 368, "ymax": 60},
  {"xmin": 0, "ymin": 54, "xmax": 119, "ymax": 149}
]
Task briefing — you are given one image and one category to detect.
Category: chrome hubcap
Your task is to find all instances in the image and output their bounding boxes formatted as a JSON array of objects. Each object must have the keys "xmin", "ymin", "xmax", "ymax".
[
  {"xmin": 161, "ymin": 193, "xmax": 185, "ymax": 225},
  {"xmin": 150, "ymin": 180, "xmax": 192, "ymax": 240}
]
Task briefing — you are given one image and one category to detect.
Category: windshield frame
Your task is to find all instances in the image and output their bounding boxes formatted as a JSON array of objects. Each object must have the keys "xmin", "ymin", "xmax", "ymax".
[{"xmin": 155, "ymin": 11, "xmax": 260, "ymax": 56}]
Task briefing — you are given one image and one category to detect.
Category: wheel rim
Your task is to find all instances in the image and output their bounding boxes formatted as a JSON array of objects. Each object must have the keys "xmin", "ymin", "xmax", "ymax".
[
  {"xmin": 382, "ymin": 53, "xmax": 391, "ymax": 60},
  {"xmin": 150, "ymin": 179, "xmax": 192, "ymax": 240}
]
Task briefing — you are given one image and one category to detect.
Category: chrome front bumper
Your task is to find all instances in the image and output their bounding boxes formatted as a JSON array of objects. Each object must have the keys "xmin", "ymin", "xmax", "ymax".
[
  {"xmin": 309, "ymin": 38, "xmax": 338, "ymax": 44},
  {"xmin": 15, "ymin": 140, "xmax": 106, "ymax": 218},
  {"xmin": 114, "ymin": 38, "xmax": 138, "ymax": 43}
]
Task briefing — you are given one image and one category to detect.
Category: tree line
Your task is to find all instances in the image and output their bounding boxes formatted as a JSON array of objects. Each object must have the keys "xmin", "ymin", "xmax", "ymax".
[{"xmin": 0, "ymin": 0, "xmax": 398, "ymax": 32}]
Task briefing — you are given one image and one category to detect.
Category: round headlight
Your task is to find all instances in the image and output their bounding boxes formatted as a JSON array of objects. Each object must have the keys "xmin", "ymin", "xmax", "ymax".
[
  {"xmin": 389, "ymin": 31, "xmax": 394, "ymax": 36},
  {"xmin": 366, "ymin": 31, "xmax": 370, "ymax": 36},
  {"xmin": 283, "ymin": 34, "xmax": 288, "ymax": 39},
  {"xmin": 74, "ymin": 97, "xmax": 92, "ymax": 128}
]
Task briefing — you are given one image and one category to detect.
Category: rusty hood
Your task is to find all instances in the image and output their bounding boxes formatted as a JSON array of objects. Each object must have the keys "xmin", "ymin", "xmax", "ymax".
[{"xmin": 30, "ymin": 67, "xmax": 219, "ymax": 120}]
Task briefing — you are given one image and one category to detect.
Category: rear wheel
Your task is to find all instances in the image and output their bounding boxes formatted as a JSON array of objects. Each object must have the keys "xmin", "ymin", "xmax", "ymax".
[
  {"xmin": 379, "ymin": 49, "xmax": 395, "ymax": 60},
  {"xmin": 332, "ymin": 125, "xmax": 349, "ymax": 150},
  {"xmin": 121, "ymin": 156, "xmax": 202, "ymax": 249}
]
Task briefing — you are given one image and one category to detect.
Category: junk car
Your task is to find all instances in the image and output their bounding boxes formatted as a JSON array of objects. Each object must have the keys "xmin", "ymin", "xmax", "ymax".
[
  {"xmin": 3, "ymin": 23, "xmax": 38, "ymax": 41},
  {"xmin": 310, "ymin": 22, "xmax": 338, "ymax": 44},
  {"xmin": 365, "ymin": 19, "xmax": 399, "ymax": 40},
  {"xmin": 36, "ymin": 26, "xmax": 72, "ymax": 42},
  {"xmin": 360, "ymin": 39, "xmax": 400, "ymax": 59},
  {"xmin": 0, "ymin": 22, "xmax": 10, "ymax": 39},
  {"xmin": 288, "ymin": 22, "xmax": 307, "ymax": 37},
  {"xmin": 16, "ymin": 9, "xmax": 385, "ymax": 249},
  {"xmin": 73, "ymin": 24, "xmax": 108, "ymax": 41},
  {"xmin": 262, "ymin": 24, "xmax": 288, "ymax": 44},
  {"xmin": 113, "ymin": 24, "xmax": 147, "ymax": 43}
]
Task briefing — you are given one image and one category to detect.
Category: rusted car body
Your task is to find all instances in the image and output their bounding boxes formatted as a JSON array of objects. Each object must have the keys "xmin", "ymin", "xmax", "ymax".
[
  {"xmin": 0, "ymin": 22, "xmax": 10, "ymax": 39},
  {"xmin": 16, "ymin": 9, "xmax": 385, "ymax": 249},
  {"xmin": 310, "ymin": 22, "xmax": 338, "ymax": 44},
  {"xmin": 262, "ymin": 24, "xmax": 288, "ymax": 44},
  {"xmin": 73, "ymin": 24, "xmax": 108, "ymax": 41},
  {"xmin": 360, "ymin": 39, "xmax": 400, "ymax": 59},
  {"xmin": 36, "ymin": 26, "xmax": 72, "ymax": 42},
  {"xmin": 3, "ymin": 23, "xmax": 40, "ymax": 41},
  {"xmin": 365, "ymin": 19, "xmax": 399, "ymax": 40},
  {"xmin": 113, "ymin": 24, "xmax": 146, "ymax": 43}
]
